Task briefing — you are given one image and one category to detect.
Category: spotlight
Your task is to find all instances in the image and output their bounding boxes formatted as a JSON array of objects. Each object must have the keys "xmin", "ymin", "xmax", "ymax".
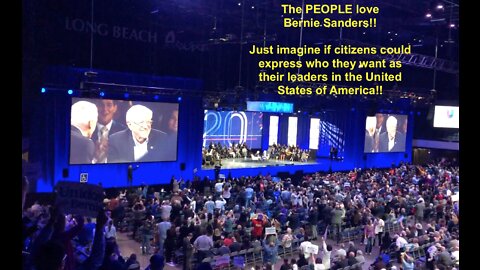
[
  {"xmin": 449, "ymin": 24, "xmax": 455, "ymax": 28},
  {"xmin": 124, "ymin": 93, "xmax": 129, "ymax": 98},
  {"xmin": 99, "ymin": 91, "xmax": 105, "ymax": 97},
  {"xmin": 436, "ymin": 4, "xmax": 444, "ymax": 10},
  {"xmin": 41, "ymin": 87, "xmax": 46, "ymax": 93},
  {"xmin": 154, "ymin": 95, "xmax": 159, "ymax": 100},
  {"xmin": 67, "ymin": 89, "xmax": 73, "ymax": 95},
  {"xmin": 178, "ymin": 97, "xmax": 182, "ymax": 102},
  {"xmin": 425, "ymin": 13, "xmax": 432, "ymax": 18}
]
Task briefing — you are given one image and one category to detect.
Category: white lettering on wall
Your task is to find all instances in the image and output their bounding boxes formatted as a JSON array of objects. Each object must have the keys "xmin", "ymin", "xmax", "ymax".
[
  {"xmin": 64, "ymin": 17, "xmax": 207, "ymax": 51},
  {"xmin": 65, "ymin": 17, "xmax": 157, "ymax": 44}
]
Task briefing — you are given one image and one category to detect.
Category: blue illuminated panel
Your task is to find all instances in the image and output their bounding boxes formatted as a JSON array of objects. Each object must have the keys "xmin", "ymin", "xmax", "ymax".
[
  {"xmin": 203, "ymin": 110, "xmax": 263, "ymax": 148},
  {"xmin": 247, "ymin": 101, "xmax": 293, "ymax": 113}
]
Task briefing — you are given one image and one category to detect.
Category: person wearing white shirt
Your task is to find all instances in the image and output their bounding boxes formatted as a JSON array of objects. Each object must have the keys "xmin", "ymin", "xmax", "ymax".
[
  {"xmin": 215, "ymin": 181, "xmax": 224, "ymax": 194},
  {"xmin": 160, "ymin": 201, "xmax": 172, "ymax": 221},
  {"xmin": 104, "ymin": 220, "xmax": 117, "ymax": 240},
  {"xmin": 215, "ymin": 196, "xmax": 227, "ymax": 213},
  {"xmin": 395, "ymin": 234, "xmax": 408, "ymax": 249},
  {"xmin": 374, "ymin": 217, "xmax": 385, "ymax": 247},
  {"xmin": 320, "ymin": 237, "xmax": 332, "ymax": 270}
]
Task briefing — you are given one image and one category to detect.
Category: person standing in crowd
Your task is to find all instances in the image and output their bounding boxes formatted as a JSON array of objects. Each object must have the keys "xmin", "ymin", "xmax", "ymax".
[
  {"xmin": 374, "ymin": 217, "xmax": 385, "ymax": 247},
  {"xmin": 141, "ymin": 215, "xmax": 155, "ymax": 255},
  {"xmin": 331, "ymin": 202, "xmax": 345, "ymax": 243},
  {"xmin": 262, "ymin": 233, "xmax": 280, "ymax": 269},
  {"xmin": 183, "ymin": 232, "xmax": 194, "ymax": 270},
  {"xmin": 364, "ymin": 219, "xmax": 375, "ymax": 255}
]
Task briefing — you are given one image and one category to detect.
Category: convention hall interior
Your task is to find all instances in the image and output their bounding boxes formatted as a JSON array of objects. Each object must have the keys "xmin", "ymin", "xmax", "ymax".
[{"xmin": 22, "ymin": 0, "xmax": 459, "ymax": 270}]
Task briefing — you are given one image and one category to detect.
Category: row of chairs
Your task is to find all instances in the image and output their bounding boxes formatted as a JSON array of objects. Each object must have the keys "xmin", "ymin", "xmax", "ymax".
[
  {"xmin": 299, "ymin": 262, "xmax": 364, "ymax": 270},
  {"xmin": 407, "ymin": 241, "xmax": 439, "ymax": 264},
  {"xmin": 329, "ymin": 221, "xmax": 404, "ymax": 244},
  {"xmin": 383, "ymin": 221, "xmax": 403, "ymax": 234},
  {"xmin": 202, "ymin": 246, "xmax": 264, "ymax": 269},
  {"xmin": 200, "ymin": 237, "xmax": 311, "ymax": 269}
]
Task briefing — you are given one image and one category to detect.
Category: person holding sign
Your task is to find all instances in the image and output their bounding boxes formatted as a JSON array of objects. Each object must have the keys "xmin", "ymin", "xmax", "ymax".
[
  {"xmin": 262, "ymin": 231, "xmax": 280, "ymax": 269},
  {"xmin": 251, "ymin": 213, "xmax": 267, "ymax": 240}
]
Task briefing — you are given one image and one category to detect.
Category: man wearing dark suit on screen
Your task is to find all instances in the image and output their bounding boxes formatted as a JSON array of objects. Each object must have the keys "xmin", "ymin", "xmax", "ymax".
[
  {"xmin": 91, "ymin": 99, "xmax": 127, "ymax": 141},
  {"xmin": 70, "ymin": 101, "xmax": 98, "ymax": 164},
  {"xmin": 379, "ymin": 116, "xmax": 406, "ymax": 152},
  {"xmin": 91, "ymin": 99, "xmax": 127, "ymax": 163},
  {"xmin": 108, "ymin": 105, "xmax": 176, "ymax": 163}
]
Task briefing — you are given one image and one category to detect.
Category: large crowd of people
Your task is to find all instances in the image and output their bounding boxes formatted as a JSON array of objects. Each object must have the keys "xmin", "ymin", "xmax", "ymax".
[{"xmin": 22, "ymin": 158, "xmax": 459, "ymax": 270}]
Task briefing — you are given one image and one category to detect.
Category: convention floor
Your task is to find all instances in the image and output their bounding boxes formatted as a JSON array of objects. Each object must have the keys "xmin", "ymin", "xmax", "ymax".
[{"xmin": 116, "ymin": 231, "xmax": 383, "ymax": 270}]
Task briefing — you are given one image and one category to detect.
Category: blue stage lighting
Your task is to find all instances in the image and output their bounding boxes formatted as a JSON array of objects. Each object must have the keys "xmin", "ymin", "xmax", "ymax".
[
  {"xmin": 99, "ymin": 91, "xmax": 105, "ymax": 97},
  {"xmin": 41, "ymin": 88, "xmax": 46, "ymax": 93},
  {"xmin": 154, "ymin": 95, "xmax": 159, "ymax": 100},
  {"xmin": 124, "ymin": 93, "xmax": 129, "ymax": 98},
  {"xmin": 178, "ymin": 96, "xmax": 182, "ymax": 102},
  {"xmin": 67, "ymin": 89, "xmax": 73, "ymax": 95}
]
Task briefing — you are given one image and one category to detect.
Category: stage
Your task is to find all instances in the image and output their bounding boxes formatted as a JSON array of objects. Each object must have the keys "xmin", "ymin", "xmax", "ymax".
[
  {"xmin": 197, "ymin": 156, "xmax": 358, "ymax": 180},
  {"xmin": 202, "ymin": 158, "xmax": 320, "ymax": 169}
]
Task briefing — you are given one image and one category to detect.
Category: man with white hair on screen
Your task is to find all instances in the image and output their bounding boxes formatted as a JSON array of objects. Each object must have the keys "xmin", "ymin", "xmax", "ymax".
[
  {"xmin": 364, "ymin": 116, "xmax": 377, "ymax": 152},
  {"xmin": 70, "ymin": 100, "xmax": 98, "ymax": 164},
  {"xmin": 379, "ymin": 115, "xmax": 406, "ymax": 152},
  {"xmin": 108, "ymin": 104, "xmax": 174, "ymax": 162}
]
